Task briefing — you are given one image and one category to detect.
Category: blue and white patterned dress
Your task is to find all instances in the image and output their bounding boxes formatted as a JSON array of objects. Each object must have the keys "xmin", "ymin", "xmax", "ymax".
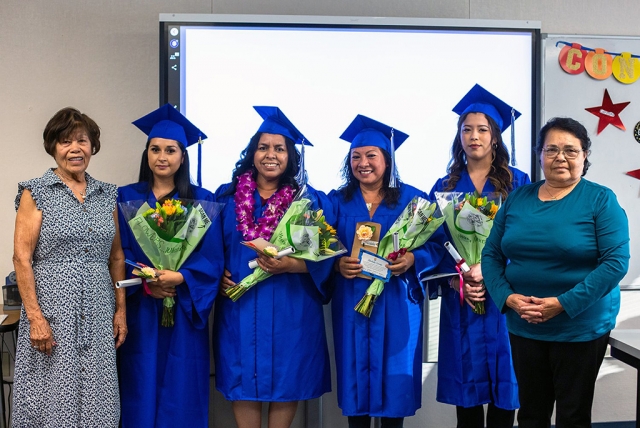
[{"xmin": 12, "ymin": 168, "xmax": 120, "ymax": 427}]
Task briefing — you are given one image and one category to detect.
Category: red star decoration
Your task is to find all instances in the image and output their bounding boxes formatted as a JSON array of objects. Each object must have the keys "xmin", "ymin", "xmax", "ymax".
[
  {"xmin": 627, "ymin": 169, "xmax": 640, "ymax": 180},
  {"xmin": 585, "ymin": 89, "xmax": 630, "ymax": 135}
]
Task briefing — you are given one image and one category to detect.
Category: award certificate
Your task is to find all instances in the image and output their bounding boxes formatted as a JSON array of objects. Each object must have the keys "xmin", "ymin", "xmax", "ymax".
[{"xmin": 358, "ymin": 248, "xmax": 391, "ymax": 282}]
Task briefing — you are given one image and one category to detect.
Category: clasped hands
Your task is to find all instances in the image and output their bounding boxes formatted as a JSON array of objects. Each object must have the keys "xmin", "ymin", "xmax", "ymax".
[
  {"xmin": 336, "ymin": 251, "xmax": 415, "ymax": 279},
  {"xmin": 506, "ymin": 294, "xmax": 564, "ymax": 323}
]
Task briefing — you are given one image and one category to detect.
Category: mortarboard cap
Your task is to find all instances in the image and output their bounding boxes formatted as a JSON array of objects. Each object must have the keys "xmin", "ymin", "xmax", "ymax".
[
  {"xmin": 339, "ymin": 114, "xmax": 409, "ymax": 153},
  {"xmin": 254, "ymin": 106, "xmax": 312, "ymax": 147},
  {"xmin": 254, "ymin": 106, "xmax": 311, "ymax": 186},
  {"xmin": 452, "ymin": 84, "xmax": 521, "ymax": 133},
  {"xmin": 453, "ymin": 84, "xmax": 521, "ymax": 166},
  {"xmin": 132, "ymin": 104, "xmax": 207, "ymax": 148},
  {"xmin": 340, "ymin": 114, "xmax": 409, "ymax": 188}
]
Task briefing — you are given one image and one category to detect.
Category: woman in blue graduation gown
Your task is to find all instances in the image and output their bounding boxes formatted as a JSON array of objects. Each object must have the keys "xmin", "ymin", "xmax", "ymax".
[
  {"xmin": 428, "ymin": 85, "xmax": 529, "ymax": 428},
  {"xmin": 213, "ymin": 106, "xmax": 333, "ymax": 428},
  {"xmin": 330, "ymin": 115, "xmax": 446, "ymax": 428},
  {"xmin": 117, "ymin": 104, "xmax": 224, "ymax": 428}
]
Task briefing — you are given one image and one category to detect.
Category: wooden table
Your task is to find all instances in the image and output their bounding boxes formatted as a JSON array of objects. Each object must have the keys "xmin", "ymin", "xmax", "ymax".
[
  {"xmin": 0, "ymin": 309, "xmax": 19, "ymax": 428},
  {"xmin": 609, "ymin": 329, "xmax": 640, "ymax": 428}
]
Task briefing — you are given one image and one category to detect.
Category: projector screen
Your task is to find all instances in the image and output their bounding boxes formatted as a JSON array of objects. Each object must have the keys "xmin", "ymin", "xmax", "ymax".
[{"xmin": 160, "ymin": 15, "xmax": 541, "ymax": 194}]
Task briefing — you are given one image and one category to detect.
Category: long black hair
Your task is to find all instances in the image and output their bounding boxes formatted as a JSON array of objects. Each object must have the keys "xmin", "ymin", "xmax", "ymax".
[
  {"xmin": 221, "ymin": 132, "xmax": 302, "ymax": 196},
  {"xmin": 138, "ymin": 139, "xmax": 194, "ymax": 200},
  {"xmin": 443, "ymin": 112, "xmax": 513, "ymax": 200},
  {"xmin": 337, "ymin": 147, "xmax": 401, "ymax": 208}
]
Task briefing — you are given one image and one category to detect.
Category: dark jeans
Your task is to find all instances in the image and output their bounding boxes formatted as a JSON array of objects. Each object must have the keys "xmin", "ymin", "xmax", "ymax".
[
  {"xmin": 509, "ymin": 332, "xmax": 610, "ymax": 428},
  {"xmin": 456, "ymin": 403, "xmax": 515, "ymax": 428},
  {"xmin": 348, "ymin": 415, "xmax": 404, "ymax": 428}
]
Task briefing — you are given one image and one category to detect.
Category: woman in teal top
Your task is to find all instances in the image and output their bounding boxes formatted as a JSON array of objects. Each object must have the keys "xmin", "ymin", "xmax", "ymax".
[{"xmin": 482, "ymin": 117, "xmax": 630, "ymax": 428}]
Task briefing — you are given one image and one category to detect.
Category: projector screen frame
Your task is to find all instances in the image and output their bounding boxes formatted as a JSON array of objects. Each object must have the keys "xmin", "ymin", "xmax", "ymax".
[{"xmin": 159, "ymin": 14, "xmax": 542, "ymax": 191}]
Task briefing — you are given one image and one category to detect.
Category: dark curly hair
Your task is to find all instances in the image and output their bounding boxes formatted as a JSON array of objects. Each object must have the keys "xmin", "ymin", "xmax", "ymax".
[
  {"xmin": 535, "ymin": 117, "xmax": 591, "ymax": 176},
  {"xmin": 43, "ymin": 107, "xmax": 101, "ymax": 156},
  {"xmin": 337, "ymin": 147, "xmax": 401, "ymax": 208},
  {"xmin": 221, "ymin": 132, "xmax": 301, "ymax": 196},
  {"xmin": 137, "ymin": 139, "xmax": 195, "ymax": 200},
  {"xmin": 442, "ymin": 112, "xmax": 513, "ymax": 199}
]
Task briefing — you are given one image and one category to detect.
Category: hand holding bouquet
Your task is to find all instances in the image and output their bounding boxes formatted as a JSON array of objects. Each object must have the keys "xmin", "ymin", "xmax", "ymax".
[
  {"xmin": 354, "ymin": 196, "xmax": 445, "ymax": 317},
  {"xmin": 435, "ymin": 192, "xmax": 501, "ymax": 315},
  {"xmin": 119, "ymin": 198, "xmax": 223, "ymax": 326},
  {"xmin": 226, "ymin": 186, "xmax": 346, "ymax": 301}
]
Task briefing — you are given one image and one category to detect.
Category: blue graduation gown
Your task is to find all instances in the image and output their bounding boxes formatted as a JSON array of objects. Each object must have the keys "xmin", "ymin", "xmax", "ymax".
[
  {"xmin": 329, "ymin": 183, "xmax": 446, "ymax": 417},
  {"xmin": 117, "ymin": 183, "xmax": 224, "ymax": 428},
  {"xmin": 428, "ymin": 167, "xmax": 529, "ymax": 410},
  {"xmin": 212, "ymin": 184, "xmax": 332, "ymax": 401}
]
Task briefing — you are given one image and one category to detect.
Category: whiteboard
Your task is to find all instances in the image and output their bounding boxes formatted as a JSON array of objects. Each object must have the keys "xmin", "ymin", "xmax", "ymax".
[
  {"xmin": 543, "ymin": 35, "xmax": 640, "ymax": 285},
  {"xmin": 160, "ymin": 16, "xmax": 538, "ymax": 197}
]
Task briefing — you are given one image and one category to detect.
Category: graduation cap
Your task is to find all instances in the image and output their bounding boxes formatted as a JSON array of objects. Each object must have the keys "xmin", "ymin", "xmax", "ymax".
[
  {"xmin": 254, "ymin": 106, "xmax": 312, "ymax": 185},
  {"xmin": 132, "ymin": 104, "xmax": 207, "ymax": 148},
  {"xmin": 452, "ymin": 84, "xmax": 521, "ymax": 165},
  {"xmin": 340, "ymin": 114, "xmax": 409, "ymax": 188}
]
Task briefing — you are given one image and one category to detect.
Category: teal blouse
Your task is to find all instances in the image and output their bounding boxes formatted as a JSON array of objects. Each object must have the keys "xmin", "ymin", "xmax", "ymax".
[{"xmin": 482, "ymin": 179, "xmax": 630, "ymax": 342}]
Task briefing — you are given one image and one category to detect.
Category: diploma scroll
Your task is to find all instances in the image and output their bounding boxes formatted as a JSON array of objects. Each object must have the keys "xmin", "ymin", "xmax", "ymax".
[
  {"xmin": 116, "ymin": 278, "xmax": 143, "ymax": 289},
  {"xmin": 444, "ymin": 241, "xmax": 470, "ymax": 273},
  {"xmin": 248, "ymin": 247, "xmax": 296, "ymax": 269}
]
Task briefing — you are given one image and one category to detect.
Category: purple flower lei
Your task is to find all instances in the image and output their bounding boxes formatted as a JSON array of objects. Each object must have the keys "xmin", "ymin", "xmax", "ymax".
[{"xmin": 234, "ymin": 171, "xmax": 295, "ymax": 241}]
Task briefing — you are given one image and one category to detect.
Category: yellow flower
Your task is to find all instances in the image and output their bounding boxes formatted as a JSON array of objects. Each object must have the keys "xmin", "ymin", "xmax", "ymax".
[
  {"xmin": 162, "ymin": 201, "xmax": 177, "ymax": 216},
  {"xmin": 356, "ymin": 225, "xmax": 374, "ymax": 241},
  {"xmin": 140, "ymin": 267, "xmax": 156, "ymax": 278},
  {"xmin": 263, "ymin": 246, "xmax": 279, "ymax": 257},
  {"xmin": 488, "ymin": 204, "xmax": 499, "ymax": 219},
  {"xmin": 323, "ymin": 221, "xmax": 336, "ymax": 235}
]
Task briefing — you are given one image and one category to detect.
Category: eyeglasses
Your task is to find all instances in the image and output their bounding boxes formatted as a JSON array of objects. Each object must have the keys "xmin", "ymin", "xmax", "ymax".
[{"xmin": 541, "ymin": 147, "xmax": 583, "ymax": 159}]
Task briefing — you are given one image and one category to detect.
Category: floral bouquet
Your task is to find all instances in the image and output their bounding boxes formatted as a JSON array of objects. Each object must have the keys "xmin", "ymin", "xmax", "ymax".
[
  {"xmin": 226, "ymin": 186, "xmax": 346, "ymax": 302},
  {"xmin": 354, "ymin": 196, "xmax": 445, "ymax": 317},
  {"xmin": 119, "ymin": 198, "xmax": 224, "ymax": 326},
  {"xmin": 435, "ymin": 192, "xmax": 501, "ymax": 315}
]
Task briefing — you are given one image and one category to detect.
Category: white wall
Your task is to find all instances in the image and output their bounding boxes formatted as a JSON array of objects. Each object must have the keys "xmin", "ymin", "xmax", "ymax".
[
  {"xmin": 6, "ymin": 0, "xmax": 640, "ymax": 278},
  {"xmin": 3, "ymin": 1, "xmax": 640, "ymax": 426}
]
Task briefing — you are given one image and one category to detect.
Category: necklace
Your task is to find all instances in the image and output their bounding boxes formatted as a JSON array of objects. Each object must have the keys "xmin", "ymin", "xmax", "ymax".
[
  {"xmin": 363, "ymin": 190, "xmax": 382, "ymax": 212},
  {"xmin": 234, "ymin": 171, "xmax": 295, "ymax": 241},
  {"xmin": 543, "ymin": 183, "xmax": 572, "ymax": 200},
  {"xmin": 55, "ymin": 170, "xmax": 87, "ymax": 200}
]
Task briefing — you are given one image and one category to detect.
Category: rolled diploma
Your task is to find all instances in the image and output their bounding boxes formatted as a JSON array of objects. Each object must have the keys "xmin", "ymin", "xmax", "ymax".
[
  {"xmin": 248, "ymin": 246, "xmax": 296, "ymax": 269},
  {"xmin": 444, "ymin": 241, "xmax": 470, "ymax": 273},
  {"xmin": 116, "ymin": 278, "xmax": 142, "ymax": 289},
  {"xmin": 392, "ymin": 232, "xmax": 399, "ymax": 252}
]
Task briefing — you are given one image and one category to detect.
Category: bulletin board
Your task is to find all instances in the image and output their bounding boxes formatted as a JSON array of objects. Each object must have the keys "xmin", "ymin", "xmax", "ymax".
[{"xmin": 543, "ymin": 35, "xmax": 640, "ymax": 285}]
